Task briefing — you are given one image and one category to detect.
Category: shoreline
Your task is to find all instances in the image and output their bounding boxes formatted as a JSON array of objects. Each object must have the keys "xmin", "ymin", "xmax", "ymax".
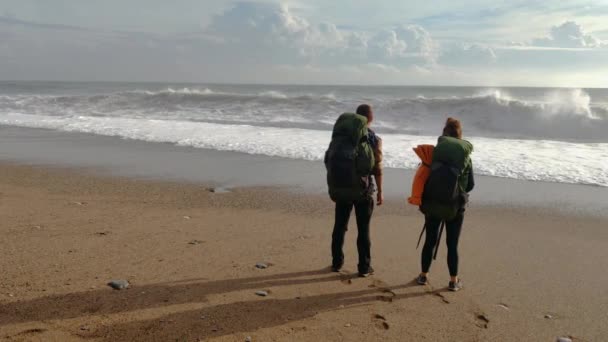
[{"xmin": 1, "ymin": 125, "xmax": 607, "ymax": 218}]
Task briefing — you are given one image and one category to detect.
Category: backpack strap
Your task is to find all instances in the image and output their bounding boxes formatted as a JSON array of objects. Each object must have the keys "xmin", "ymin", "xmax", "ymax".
[
  {"xmin": 433, "ymin": 221, "xmax": 446, "ymax": 260},
  {"xmin": 432, "ymin": 161, "xmax": 461, "ymax": 175}
]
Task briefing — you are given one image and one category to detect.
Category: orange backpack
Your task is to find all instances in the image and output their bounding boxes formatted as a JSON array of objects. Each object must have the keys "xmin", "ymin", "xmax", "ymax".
[{"xmin": 407, "ymin": 144, "xmax": 434, "ymax": 206}]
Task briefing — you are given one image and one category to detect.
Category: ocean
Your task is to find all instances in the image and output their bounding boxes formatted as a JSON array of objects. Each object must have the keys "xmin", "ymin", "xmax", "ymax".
[{"xmin": 0, "ymin": 81, "xmax": 607, "ymax": 187}]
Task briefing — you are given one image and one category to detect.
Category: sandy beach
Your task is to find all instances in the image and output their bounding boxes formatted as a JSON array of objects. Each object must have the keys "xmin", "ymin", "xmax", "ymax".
[{"xmin": 0, "ymin": 159, "xmax": 606, "ymax": 341}]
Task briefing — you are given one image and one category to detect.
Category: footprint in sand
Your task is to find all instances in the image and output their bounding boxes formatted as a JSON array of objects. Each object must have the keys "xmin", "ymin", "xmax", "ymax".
[
  {"xmin": 372, "ymin": 314, "xmax": 390, "ymax": 330},
  {"xmin": 369, "ymin": 279, "xmax": 389, "ymax": 288},
  {"xmin": 434, "ymin": 292, "xmax": 450, "ymax": 304},
  {"xmin": 475, "ymin": 313, "xmax": 490, "ymax": 329},
  {"xmin": 496, "ymin": 303, "xmax": 510, "ymax": 311},
  {"xmin": 366, "ymin": 279, "xmax": 396, "ymax": 302},
  {"xmin": 13, "ymin": 328, "xmax": 47, "ymax": 337},
  {"xmin": 376, "ymin": 289, "xmax": 397, "ymax": 303},
  {"xmin": 339, "ymin": 274, "xmax": 353, "ymax": 285}
]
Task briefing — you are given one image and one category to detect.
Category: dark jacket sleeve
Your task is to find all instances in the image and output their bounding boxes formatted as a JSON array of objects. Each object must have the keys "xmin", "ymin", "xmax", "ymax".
[
  {"xmin": 372, "ymin": 136, "xmax": 383, "ymax": 177},
  {"xmin": 367, "ymin": 130, "xmax": 383, "ymax": 177},
  {"xmin": 466, "ymin": 164, "xmax": 475, "ymax": 193}
]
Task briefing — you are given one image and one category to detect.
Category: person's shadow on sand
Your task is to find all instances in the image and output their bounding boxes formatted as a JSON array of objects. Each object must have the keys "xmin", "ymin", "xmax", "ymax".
[
  {"xmin": 91, "ymin": 283, "xmax": 435, "ymax": 341},
  {"xmin": 0, "ymin": 268, "xmax": 443, "ymax": 340}
]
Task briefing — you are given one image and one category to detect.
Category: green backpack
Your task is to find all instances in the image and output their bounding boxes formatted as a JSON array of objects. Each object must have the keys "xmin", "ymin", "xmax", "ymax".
[
  {"xmin": 324, "ymin": 113, "xmax": 375, "ymax": 202},
  {"xmin": 420, "ymin": 136, "xmax": 473, "ymax": 220}
]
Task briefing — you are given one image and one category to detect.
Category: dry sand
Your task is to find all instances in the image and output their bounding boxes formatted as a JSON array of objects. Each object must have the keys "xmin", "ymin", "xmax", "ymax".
[{"xmin": 0, "ymin": 163, "xmax": 606, "ymax": 341}]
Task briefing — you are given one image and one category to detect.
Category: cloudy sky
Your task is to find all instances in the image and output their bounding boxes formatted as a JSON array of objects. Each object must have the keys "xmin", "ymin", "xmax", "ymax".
[{"xmin": 1, "ymin": 0, "xmax": 607, "ymax": 86}]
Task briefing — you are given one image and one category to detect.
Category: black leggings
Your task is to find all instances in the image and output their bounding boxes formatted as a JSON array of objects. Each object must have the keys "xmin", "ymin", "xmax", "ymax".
[{"xmin": 421, "ymin": 212, "xmax": 464, "ymax": 277}]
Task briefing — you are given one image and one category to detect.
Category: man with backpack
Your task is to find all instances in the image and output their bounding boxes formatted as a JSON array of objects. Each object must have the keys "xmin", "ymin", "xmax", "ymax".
[
  {"xmin": 417, "ymin": 118, "xmax": 474, "ymax": 291},
  {"xmin": 325, "ymin": 104, "xmax": 383, "ymax": 277}
]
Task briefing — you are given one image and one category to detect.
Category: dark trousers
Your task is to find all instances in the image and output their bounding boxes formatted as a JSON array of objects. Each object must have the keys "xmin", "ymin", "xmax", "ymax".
[
  {"xmin": 331, "ymin": 197, "xmax": 374, "ymax": 273},
  {"xmin": 421, "ymin": 212, "xmax": 464, "ymax": 277}
]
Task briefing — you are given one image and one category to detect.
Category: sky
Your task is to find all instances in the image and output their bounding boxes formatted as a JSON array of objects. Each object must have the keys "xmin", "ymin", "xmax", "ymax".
[{"xmin": 0, "ymin": 0, "xmax": 607, "ymax": 87}]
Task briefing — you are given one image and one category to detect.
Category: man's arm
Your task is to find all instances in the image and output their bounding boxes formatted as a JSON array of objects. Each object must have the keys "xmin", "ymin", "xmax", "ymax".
[
  {"xmin": 466, "ymin": 163, "xmax": 475, "ymax": 193},
  {"xmin": 373, "ymin": 137, "xmax": 384, "ymax": 205}
]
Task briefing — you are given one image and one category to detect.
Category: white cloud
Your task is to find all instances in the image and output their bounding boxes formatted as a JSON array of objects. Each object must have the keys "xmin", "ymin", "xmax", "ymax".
[
  {"xmin": 471, "ymin": 20, "xmax": 608, "ymax": 76},
  {"xmin": 208, "ymin": 2, "xmax": 310, "ymax": 44},
  {"xmin": 205, "ymin": 2, "xmax": 349, "ymax": 64},
  {"xmin": 439, "ymin": 43, "xmax": 497, "ymax": 66},
  {"xmin": 366, "ymin": 25, "xmax": 436, "ymax": 65},
  {"xmin": 204, "ymin": 2, "xmax": 437, "ymax": 67},
  {"xmin": 1, "ymin": 2, "xmax": 607, "ymax": 87},
  {"xmin": 368, "ymin": 30, "xmax": 408, "ymax": 59},
  {"xmin": 395, "ymin": 25, "xmax": 436, "ymax": 57},
  {"xmin": 532, "ymin": 21, "xmax": 606, "ymax": 48}
]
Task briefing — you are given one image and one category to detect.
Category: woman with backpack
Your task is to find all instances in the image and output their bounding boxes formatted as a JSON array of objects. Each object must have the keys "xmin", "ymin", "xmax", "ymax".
[{"xmin": 416, "ymin": 118, "xmax": 474, "ymax": 291}]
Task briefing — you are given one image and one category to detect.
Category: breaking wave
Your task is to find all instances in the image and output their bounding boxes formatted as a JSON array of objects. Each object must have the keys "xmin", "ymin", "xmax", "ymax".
[
  {"xmin": 1, "ymin": 87, "xmax": 606, "ymax": 141},
  {"xmin": 385, "ymin": 89, "xmax": 608, "ymax": 141},
  {"xmin": 0, "ymin": 112, "xmax": 606, "ymax": 187}
]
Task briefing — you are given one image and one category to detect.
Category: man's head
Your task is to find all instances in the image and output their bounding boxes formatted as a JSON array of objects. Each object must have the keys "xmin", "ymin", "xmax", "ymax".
[{"xmin": 356, "ymin": 104, "xmax": 373, "ymax": 125}]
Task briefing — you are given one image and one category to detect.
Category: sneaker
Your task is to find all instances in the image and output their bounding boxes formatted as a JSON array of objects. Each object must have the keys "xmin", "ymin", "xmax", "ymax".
[
  {"xmin": 331, "ymin": 263, "xmax": 343, "ymax": 272},
  {"xmin": 358, "ymin": 267, "xmax": 374, "ymax": 277},
  {"xmin": 416, "ymin": 274, "xmax": 428, "ymax": 285},
  {"xmin": 448, "ymin": 279, "xmax": 463, "ymax": 292}
]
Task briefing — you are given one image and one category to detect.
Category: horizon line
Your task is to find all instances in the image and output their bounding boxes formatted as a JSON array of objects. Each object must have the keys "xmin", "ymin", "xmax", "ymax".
[{"xmin": 0, "ymin": 79, "xmax": 606, "ymax": 90}]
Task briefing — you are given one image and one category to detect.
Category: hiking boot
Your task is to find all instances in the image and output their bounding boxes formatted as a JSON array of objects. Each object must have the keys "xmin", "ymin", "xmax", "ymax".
[
  {"xmin": 416, "ymin": 274, "xmax": 428, "ymax": 285},
  {"xmin": 358, "ymin": 266, "xmax": 374, "ymax": 277},
  {"xmin": 331, "ymin": 262, "xmax": 343, "ymax": 272},
  {"xmin": 448, "ymin": 279, "xmax": 463, "ymax": 292}
]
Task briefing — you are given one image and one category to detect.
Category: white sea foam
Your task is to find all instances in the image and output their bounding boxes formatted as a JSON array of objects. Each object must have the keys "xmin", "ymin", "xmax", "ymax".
[
  {"xmin": 3, "ymin": 87, "xmax": 606, "ymax": 140},
  {"xmin": 166, "ymin": 87, "xmax": 215, "ymax": 95},
  {"xmin": 1, "ymin": 112, "xmax": 606, "ymax": 187},
  {"xmin": 258, "ymin": 90, "xmax": 289, "ymax": 99},
  {"xmin": 1, "ymin": 83, "xmax": 607, "ymax": 187}
]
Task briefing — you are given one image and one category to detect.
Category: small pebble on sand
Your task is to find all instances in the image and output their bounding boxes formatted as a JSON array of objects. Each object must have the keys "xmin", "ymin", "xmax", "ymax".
[
  {"xmin": 556, "ymin": 338, "xmax": 572, "ymax": 342},
  {"xmin": 255, "ymin": 290, "xmax": 268, "ymax": 297},
  {"xmin": 208, "ymin": 187, "xmax": 230, "ymax": 194},
  {"xmin": 107, "ymin": 280, "xmax": 130, "ymax": 290},
  {"xmin": 255, "ymin": 263, "xmax": 268, "ymax": 269}
]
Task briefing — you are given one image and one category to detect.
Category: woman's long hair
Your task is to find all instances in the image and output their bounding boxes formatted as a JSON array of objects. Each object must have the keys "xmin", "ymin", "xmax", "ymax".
[{"xmin": 443, "ymin": 117, "xmax": 462, "ymax": 139}]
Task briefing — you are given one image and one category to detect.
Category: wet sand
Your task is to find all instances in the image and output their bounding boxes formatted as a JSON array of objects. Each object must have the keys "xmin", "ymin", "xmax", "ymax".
[{"xmin": 0, "ymin": 162, "xmax": 607, "ymax": 341}]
